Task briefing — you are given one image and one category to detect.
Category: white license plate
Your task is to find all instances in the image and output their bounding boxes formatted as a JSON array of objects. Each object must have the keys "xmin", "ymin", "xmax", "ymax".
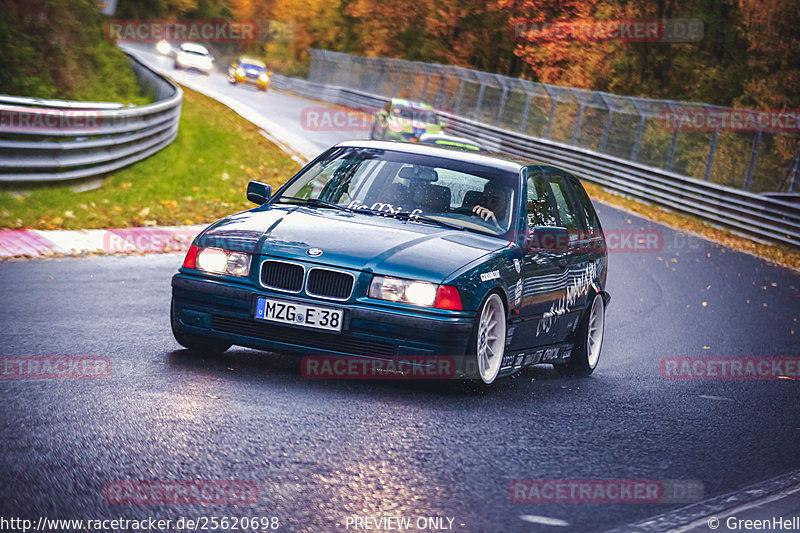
[{"xmin": 255, "ymin": 297, "xmax": 343, "ymax": 332}]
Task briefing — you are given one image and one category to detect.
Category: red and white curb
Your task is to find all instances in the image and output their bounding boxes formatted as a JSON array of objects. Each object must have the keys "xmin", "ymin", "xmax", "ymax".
[{"xmin": 0, "ymin": 225, "xmax": 206, "ymax": 259}]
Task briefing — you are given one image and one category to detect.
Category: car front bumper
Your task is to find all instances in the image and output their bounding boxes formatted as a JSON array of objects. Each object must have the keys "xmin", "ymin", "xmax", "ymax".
[
  {"xmin": 233, "ymin": 74, "xmax": 269, "ymax": 88},
  {"xmin": 172, "ymin": 273, "xmax": 474, "ymax": 363}
]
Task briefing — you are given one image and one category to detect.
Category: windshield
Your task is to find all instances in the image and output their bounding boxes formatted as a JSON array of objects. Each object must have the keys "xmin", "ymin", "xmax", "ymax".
[
  {"xmin": 393, "ymin": 106, "xmax": 439, "ymax": 124},
  {"xmin": 274, "ymin": 147, "xmax": 519, "ymax": 236},
  {"xmin": 181, "ymin": 45, "xmax": 209, "ymax": 55}
]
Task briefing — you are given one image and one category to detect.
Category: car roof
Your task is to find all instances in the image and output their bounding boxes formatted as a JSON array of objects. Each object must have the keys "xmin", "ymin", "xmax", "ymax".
[
  {"xmin": 390, "ymin": 98, "xmax": 434, "ymax": 110},
  {"xmin": 334, "ymin": 140, "xmax": 549, "ymax": 172},
  {"xmin": 238, "ymin": 56, "xmax": 266, "ymax": 67},
  {"xmin": 180, "ymin": 43, "xmax": 209, "ymax": 54}
]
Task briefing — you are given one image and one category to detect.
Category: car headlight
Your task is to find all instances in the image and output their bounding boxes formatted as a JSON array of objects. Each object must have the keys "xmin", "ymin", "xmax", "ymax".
[
  {"xmin": 236, "ymin": 67, "xmax": 246, "ymax": 77},
  {"xmin": 156, "ymin": 41, "xmax": 171, "ymax": 55},
  {"xmin": 184, "ymin": 246, "xmax": 252, "ymax": 277},
  {"xmin": 259, "ymin": 73, "xmax": 269, "ymax": 82},
  {"xmin": 368, "ymin": 275, "xmax": 462, "ymax": 310}
]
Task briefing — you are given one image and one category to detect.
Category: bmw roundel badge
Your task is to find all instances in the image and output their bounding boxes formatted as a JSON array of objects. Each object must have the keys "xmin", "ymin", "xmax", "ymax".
[{"xmin": 306, "ymin": 248, "xmax": 323, "ymax": 257}]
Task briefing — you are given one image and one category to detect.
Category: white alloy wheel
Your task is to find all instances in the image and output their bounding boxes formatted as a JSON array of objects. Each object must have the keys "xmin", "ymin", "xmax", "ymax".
[{"xmin": 476, "ymin": 293, "xmax": 506, "ymax": 384}]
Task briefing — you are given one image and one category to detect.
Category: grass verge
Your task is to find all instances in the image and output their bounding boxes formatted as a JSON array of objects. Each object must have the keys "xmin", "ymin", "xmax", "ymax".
[
  {"xmin": 0, "ymin": 86, "xmax": 301, "ymax": 230},
  {"xmin": 583, "ymin": 183, "xmax": 800, "ymax": 270}
]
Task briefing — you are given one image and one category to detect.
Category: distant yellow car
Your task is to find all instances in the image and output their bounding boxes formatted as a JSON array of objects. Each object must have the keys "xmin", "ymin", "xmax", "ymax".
[{"xmin": 228, "ymin": 56, "xmax": 271, "ymax": 92}]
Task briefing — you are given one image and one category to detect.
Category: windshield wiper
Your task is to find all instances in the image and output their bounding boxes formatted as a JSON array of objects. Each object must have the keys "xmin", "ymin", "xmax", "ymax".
[
  {"xmin": 278, "ymin": 196, "xmax": 353, "ymax": 212},
  {"xmin": 391, "ymin": 211, "xmax": 465, "ymax": 230}
]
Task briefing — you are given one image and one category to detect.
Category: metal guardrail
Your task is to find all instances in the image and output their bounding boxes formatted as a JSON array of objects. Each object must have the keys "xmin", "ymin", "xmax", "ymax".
[
  {"xmin": 307, "ymin": 49, "xmax": 800, "ymax": 196},
  {"xmin": 270, "ymin": 74, "xmax": 800, "ymax": 247},
  {"xmin": 0, "ymin": 52, "xmax": 182, "ymax": 183}
]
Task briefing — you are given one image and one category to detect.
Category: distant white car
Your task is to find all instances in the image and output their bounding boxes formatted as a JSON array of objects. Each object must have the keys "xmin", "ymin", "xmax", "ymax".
[{"xmin": 174, "ymin": 43, "xmax": 214, "ymax": 75}]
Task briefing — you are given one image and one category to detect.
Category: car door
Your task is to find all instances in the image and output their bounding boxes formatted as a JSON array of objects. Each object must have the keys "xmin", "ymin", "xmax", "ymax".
[
  {"xmin": 545, "ymin": 171, "xmax": 601, "ymax": 343},
  {"xmin": 509, "ymin": 170, "xmax": 570, "ymax": 351}
]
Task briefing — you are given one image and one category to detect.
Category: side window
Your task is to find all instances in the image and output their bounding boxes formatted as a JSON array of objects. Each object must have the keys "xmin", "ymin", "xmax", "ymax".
[
  {"xmin": 546, "ymin": 172, "xmax": 585, "ymax": 231},
  {"xmin": 567, "ymin": 175, "xmax": 601, "ymax": 232},
  {"xmin": 526, "ymin": 173, "xmax": 557, "ymax": 228}
]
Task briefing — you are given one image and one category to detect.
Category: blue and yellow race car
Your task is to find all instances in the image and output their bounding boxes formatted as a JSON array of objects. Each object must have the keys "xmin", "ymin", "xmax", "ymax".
[
  {"xmin": 227, "ymin": 56, "xmax": 271, "ymax": 91},
  {"xmin": 171, "ymin": 141, "xmax": 610, "ymax": 387}
]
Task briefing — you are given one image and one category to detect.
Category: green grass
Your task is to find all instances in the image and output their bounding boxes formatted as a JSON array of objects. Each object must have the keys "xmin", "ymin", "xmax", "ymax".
[{"xmin": 0, "ymin": 87, "xmax": 301, "ymax": 230}]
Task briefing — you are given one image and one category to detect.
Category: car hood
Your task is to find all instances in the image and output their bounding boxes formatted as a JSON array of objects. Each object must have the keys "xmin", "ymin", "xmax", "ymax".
[
  {"xmin": 179, "ymin": 53, "xmax": 212, "ymax": 67},
  {"xmin": 197, "ymin": 205, "xmax": 506, "ymax": 282}
]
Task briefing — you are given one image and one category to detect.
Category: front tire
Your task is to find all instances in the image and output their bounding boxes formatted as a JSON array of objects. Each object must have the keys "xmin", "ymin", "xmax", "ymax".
[
  {"xmin": 170, "ymin": 299, "xmax": 231, "ymax": 355},
  {"xmin": 463, "ymin": 292, "xmax": 507, "ymax": 389},
  {"xmin": 561, "ymin": 293, "xmax": 605, "ymax": 376}
]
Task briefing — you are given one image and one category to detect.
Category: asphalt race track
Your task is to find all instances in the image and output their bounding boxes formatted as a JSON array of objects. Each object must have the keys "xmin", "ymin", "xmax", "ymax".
[{"xmin": 1, "ymin": 46, "xmax": 799, "ymax": 533}]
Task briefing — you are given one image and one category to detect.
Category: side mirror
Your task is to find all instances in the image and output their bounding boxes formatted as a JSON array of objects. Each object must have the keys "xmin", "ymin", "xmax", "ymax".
[
  {"xmin": 525, "ymin": 226, "xmax": 569, "ymax": 253},
  {"xmin": 247, "ymin": 181, "xmax": 272, "ymax": 204}
]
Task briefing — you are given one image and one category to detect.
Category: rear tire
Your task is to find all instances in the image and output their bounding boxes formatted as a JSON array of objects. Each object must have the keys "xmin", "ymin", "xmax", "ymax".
[
  {"xmin": 170, "ymin": 299, "xmax": 231, "ymax": 355},
  {"xmin": 559, "ymin": 293, "xmax": 605, "ymax": 376}
]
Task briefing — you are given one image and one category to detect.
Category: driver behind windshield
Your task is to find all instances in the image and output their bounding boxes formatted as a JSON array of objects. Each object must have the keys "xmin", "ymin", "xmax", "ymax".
[{"xmin": 472, "ymin": 180, "xmax": 510, "ymax": 227}]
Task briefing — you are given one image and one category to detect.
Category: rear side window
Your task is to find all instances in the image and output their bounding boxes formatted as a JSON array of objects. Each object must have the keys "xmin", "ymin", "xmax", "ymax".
[
  {"xmin": 566, "ymin": 175, "xmax": 602, "ymax": 232},
  {"xmin": 526, "ymin": 173, "xmax": 557, "ymax": 228},
  {"xmin": 546, "ymin": 172, "xmax": 585, "ymax": 231}
]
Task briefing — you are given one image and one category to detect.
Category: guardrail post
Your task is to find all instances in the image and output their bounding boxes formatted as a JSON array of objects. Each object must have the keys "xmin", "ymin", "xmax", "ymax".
[
  {"xmin": 703, "ymin": 128, "xmax": 719, "ymax": 182},
  {"xmin": 598, "ymin": 95, "xmax": 614, "ymax": 153},
  {"xmin": 781, "ymin": 146, "xmax": 800, "ymax": 193},
  {"xmin": 474, "ymin": 82, "xmax": 486, "ymax": 122},
  {"xmin": 542, "ymin": 86, "xmax": 557, "ymax": 140},
  {"xmin": 519, "ymin": 92, "xmax": 532, "ymax": 133},
  {"xmin": 495, "ymin": 86, "xmax": 509, "ymax": 127},
  {"xmin": 743, "ymin": 129, "xmax": 762, "ymax": 191},
  {"xmin": 434, "ymin": 72, "xmax": 448, "ymax": 110},
  {"xmin": 790, "ymin": 150, "xmax": 800, "ymax": 193},
  {"xmin": 665, "ymin": 104, "xmax": 680, "ymax": 171},
  {"xmin": 703, "ymin": 107, "xmax": 719, "ymax": 182},
  {"xmin": 420, "ymin": 66, "xmax": 432, "ymax": 102},
  {"xmin": 571, "ymin": 105, "xmax": 585, "ymax": 146},
  {"xmin": 630, "ymin": 115, "xmax": 646, "ymax": 161},
  {"xmin": 454, "ymin": 79, "xmax": 465, "ymax": 116},
  {"xmin": 570, "ymin": 89, "xmax": 587, "ymax": 146},
  {"xmin": 545, "ymin": 100, "xmax": 556, "ymax": 139}
]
